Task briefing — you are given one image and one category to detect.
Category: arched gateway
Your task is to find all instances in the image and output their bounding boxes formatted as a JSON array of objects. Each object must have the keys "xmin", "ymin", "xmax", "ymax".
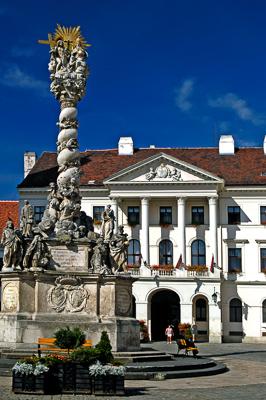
[{"xmin": 150, "ymin": 290, "xmax": 180, "ymax": 340}]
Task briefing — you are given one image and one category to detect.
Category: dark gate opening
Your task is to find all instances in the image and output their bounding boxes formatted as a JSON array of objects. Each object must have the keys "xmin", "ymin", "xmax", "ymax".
[{"xmin": 151, "ymin": 290, "xmax": 180, "ymax": 341}]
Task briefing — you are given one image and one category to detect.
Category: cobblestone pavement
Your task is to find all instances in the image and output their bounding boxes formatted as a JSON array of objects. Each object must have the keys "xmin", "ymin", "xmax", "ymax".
[{"xmin": 1, "ymin": 343, "xmax": 266, "ymax": 399}]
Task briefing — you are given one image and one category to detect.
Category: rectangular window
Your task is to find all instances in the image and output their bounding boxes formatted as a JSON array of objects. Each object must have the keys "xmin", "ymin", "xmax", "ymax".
[
  {"xmin": 93, "ymin": 206, "xmax": 104, "ymax": 224},
  {"xmin": 228, "ymin": 206, "xmax": 240, "ymax": 225},
  {"xmin": 261, "ymin": 248, "xmax": 266, "ymax": 272},
  {"xmin": 260, "ymin": 206, "xmax": 266, "ymax": 224},
  {"xmin": 228, "ymin": 248, "xmax": 242, "ymax": 272},
  {"xmin": 34, "ymin": 206, "xmax": 45, "ymax": 223},
  {"xmin": 128, "ymin": 206, "xmax": 140, "ymax": 225},
  {"xmin": 191, "ymin": 206, "xmax": 204, "ymax": 225},
  {"xmin": 160, "ymin": 206, "xmax": 172, "ymax": 225}
]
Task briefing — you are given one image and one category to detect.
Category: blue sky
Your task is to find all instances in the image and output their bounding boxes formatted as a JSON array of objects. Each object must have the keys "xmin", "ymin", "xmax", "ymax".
[{"xmin": 0, "ymin": 0, "xmax": 265, "ymax": 199}]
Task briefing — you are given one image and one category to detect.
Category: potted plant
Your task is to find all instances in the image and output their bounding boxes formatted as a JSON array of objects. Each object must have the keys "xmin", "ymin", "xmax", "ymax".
[
  {"xmin": 54, "ymin": 326, "xmax": 85, "ymax": 354},
  {"xmin": 12, "ymin": 356, "xmax": 60, "ymax": 394},
  {"xmin": 89, "ymin": 361, "xmax": 125, "ymax": 395}
]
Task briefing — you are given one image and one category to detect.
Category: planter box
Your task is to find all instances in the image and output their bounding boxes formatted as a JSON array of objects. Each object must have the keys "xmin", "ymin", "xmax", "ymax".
[
  {"xmin": 12, "ymin": 371, "xmax": 58, "ymax": 395},
  {"xmin": 57, "ymin": 362, "xmax": 92, "ymax": 394},
  {"xmin": 93, "ymin": 375, "xmax": 125, "ymax": 395},
  {"xmin": 13, "ymin": 363, "xmax": 124, "ymax": 396}
]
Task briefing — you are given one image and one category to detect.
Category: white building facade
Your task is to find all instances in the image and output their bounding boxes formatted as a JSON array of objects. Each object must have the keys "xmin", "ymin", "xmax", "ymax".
[{"xmin": 18, "ymin": 136, "xmax": 266, "ymax": 343}]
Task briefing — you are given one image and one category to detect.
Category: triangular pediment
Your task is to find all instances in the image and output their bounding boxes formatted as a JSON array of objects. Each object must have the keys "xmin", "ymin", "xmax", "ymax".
[{"xmin": 104, "ymin": 153, "xmax": 224, "ymax": 185}]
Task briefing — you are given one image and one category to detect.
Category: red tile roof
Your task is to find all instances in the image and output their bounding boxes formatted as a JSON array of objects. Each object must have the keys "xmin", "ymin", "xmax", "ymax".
[
  {"xmin": 18, "ymin": 147, "xmax": 266, "ymax": 188},
  {"xmin": 0, "ymin": 201, "xmax": 19, "ymax": 238}
]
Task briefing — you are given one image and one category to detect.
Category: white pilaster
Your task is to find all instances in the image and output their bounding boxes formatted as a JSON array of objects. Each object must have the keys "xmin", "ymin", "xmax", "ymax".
[
  {"xmin": 208, "ymin": 197, "xmax": 218, "ymax": 265},
  {"xmin": 141, "ymin": 197, "xmax": 150, "ymax": 266},
  {"xmin": 177, "ymin": 197, "xmax": 186, "ymax": 265}
]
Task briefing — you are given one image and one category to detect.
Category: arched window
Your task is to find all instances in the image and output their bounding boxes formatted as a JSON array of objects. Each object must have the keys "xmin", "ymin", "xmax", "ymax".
[
  {"xmin": 230, "ymin": 298, "xmax": 242, "ymax": 322},
  {"xmin": 191, "ymin": 240, "xmax": 206, "ymax": 266},
  {"xmin": 127, "ymin": 239, "xmax": 141, "ymax": 266},
  {"xmin": 196, "ymin": 298, "xmax": 207, "ymax": 321},
  {"xmin": 159, "ymin": 240, "xmax": 173, "ymax": 265},
  {"xmin": 263, "ymin": 300, "xmax": 266, "ymax": 323}
]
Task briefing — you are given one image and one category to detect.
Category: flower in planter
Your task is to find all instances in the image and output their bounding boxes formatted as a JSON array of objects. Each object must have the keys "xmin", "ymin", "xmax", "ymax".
[
  {"xmin": 12, "ymin": 362, "xmax": 49, "ymax": 376},
  {"xmin": 89, "ymin": 361, "xmax": 125, "ymax": 377},
  {"xmin": 89, "ymin": 361, "xmax": 107, "ymax": 376}
]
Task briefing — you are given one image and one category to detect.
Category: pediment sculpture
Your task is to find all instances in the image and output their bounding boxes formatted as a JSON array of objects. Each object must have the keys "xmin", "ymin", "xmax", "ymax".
[{"xmin": 145, "ymin": 163, "xmax": 182, "ymax": 181}]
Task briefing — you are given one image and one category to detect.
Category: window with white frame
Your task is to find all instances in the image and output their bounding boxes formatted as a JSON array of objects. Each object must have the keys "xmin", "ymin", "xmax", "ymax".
[
  {"xmin": 160, "ymin": 207, "xmax": 172, "ymax": 225},
  {"xmin": 93, "ymin": 206, "xmax": 104, "ymax": 224},
  {"xmin": 260, "ymin": 206, "xmax": 266, "ymax": 225},
  {"xmin": 260, "ymin": 248, "xmax": 266, "ymax": 273},
  {"xmin": 127, "ymin": 239, "xmax": 141, "ymax": 266},
  {"xmin": 191, "ymin": 239, "xmax": 206, "ymax": 266},
  {"xmin": 34, "ymin": 206, "xmax": 45, "ymax": 223},
  {"xmin": 263, "ymin": 300, "xmax": 266, "ymax": 323},
  {"xmin": 229, "ymin": 298, "xmax": 242, "ymax": 322},
  {"xmin": 191, "ymin": 206, "xmax": 204, "ymax": 225},
  {"xmin": 228, "ymin": 248, "xmax": 242, "ymax": 272},
  {"xmin": 159, "ymin": 239, "xmax": 173, "ymax": 265}
]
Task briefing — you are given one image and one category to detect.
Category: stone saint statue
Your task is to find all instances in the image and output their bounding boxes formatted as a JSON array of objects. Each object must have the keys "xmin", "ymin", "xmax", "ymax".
[
  {"xmin": 90, "ymin": 238, "xmax": 111, "ymax": 275},
  {"xmin": 20, "ymin": 200, "xmax": 34, "ymax": 237},
  {"xmin": 109, "ymin": 225, "xmax": 129, "ymax": 273},
  {"xmin": 100, "ymin": 205, "xmax": 115, "ymax": 241},
  {"xmin": 23, "ymin": 234, "xmax": 50, "ymax": 271},
  {"xmin": 1, "ymin": 220, "xmax": 23, "ymax": 270}
]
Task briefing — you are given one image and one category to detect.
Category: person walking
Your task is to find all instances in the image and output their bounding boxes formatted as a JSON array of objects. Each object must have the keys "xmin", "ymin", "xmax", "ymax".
[{"xmin": 165, "ymin": 325, "xmax": 174, "ymax": 344}]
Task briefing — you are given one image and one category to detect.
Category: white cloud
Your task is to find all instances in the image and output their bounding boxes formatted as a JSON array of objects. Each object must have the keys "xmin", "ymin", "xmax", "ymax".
[
  {"xmin": 175, "ymin": 78, "xmax": 195, "ymax": 112},
  {"xmin": 0, "ymin": 64, "xmax": 48, "ymax": 96},
  {"xmin": 209, "ymin": 92, "xmax": 264, "ymax": 126}
]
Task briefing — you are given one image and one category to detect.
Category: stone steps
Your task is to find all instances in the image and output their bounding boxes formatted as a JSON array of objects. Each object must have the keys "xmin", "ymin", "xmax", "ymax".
[
  {"xmin": 125, "ymin": 361, "xmax": 228, "ymax": 380},
  {"xmin": 114, "ymin": 351, "xmax": 174, "ymax": 363}
]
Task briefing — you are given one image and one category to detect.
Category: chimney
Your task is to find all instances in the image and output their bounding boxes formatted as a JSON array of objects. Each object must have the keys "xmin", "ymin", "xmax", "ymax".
[
  {"xmin": 219, "ymin": 135, "xmax": 235, "ymax": 155},
  {"xmin": 24, "ymin": 151, "xmax": 37, "ymax": 177},
  {"xmin": 118, "ymin": 137, "xmax": 134, "ymax": 155},
  {"xmin": 263, "ymin": 136, "xmax": 266, "ymax": 155}
]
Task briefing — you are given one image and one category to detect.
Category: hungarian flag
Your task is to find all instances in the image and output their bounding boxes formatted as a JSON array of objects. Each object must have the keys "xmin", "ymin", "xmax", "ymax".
[
  {"xmin": 210, "ymin": 254, "xmax": 214, "ymax": 273},
  {"xmin": 176, "ymin": 254, "xmax": 183, "ymax": 269}
]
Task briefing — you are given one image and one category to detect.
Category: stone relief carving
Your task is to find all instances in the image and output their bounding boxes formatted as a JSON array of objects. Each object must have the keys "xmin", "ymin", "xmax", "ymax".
[
  {"xmin": 48, "ymin": 275, "xmax": 89, "ymax": 313},
  {"xmin": 145, "ymin": 163, "xmax": 182, "ymax": 181}
]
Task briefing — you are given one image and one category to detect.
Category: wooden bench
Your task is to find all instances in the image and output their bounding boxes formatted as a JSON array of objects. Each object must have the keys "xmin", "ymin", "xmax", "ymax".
[
  {"xmin": 177, "ymin": 339, "xmax": 198, "ymax": 357},
  {"xmin": 37, "ymin": 338, "xmax": 93, "ymax": 357}
]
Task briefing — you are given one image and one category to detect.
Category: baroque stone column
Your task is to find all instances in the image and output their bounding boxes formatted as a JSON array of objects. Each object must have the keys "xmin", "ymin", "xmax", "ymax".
[
  {"xmin": 177, "ymin": 197, "xmax": 186, "ymax": 265},
  {"xmin": 141, "ymin": 198, "xmax": 150, "ymax": 266},
  {"xmin": 208, "ymin": 196, "xmax": 218, "ymax": 265},
  {"xmin": 38, "ymin": 25, "xmax": 90, "ymax": 238}
]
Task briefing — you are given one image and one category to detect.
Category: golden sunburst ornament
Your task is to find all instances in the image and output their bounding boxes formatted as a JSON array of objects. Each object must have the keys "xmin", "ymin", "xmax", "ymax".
[{"xmin": 38, "ymin": 24, "xmax": 91, "ymax": 50}]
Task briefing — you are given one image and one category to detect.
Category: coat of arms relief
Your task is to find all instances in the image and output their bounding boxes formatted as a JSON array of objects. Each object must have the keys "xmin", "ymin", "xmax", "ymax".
[{"xmin": 145, "ymin": 163, "xmax": 182, "ymax": 181}]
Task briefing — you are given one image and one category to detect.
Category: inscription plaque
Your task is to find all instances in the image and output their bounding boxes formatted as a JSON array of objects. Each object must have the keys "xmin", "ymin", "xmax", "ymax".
[
  {"xmin": 2, "ymin": 283, "xmax": 18, "ymax": 312},
  {"xmin": 117, "ymin": 288, "xmax": 131, "ymax": 316},
  {"xmin": 49, "ymin": 245, "xmax": 88, "ymax": 271}
]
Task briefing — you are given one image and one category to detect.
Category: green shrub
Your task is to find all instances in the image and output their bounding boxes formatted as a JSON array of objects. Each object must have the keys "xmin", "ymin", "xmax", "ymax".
[
  {"xmin": 70, "ymin": 347, "xmax": 101, "ymax": 365},
  {"xmin": 54, "ymin": 326, "xmax": 85, "ymax": 353},
  {"xmin": 95, "ymin": 331, "xmax": 113, "ymax": 364}
]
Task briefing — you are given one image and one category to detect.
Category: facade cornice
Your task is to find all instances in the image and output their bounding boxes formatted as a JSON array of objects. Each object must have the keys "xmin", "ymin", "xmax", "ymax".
[{"xmin": 223, "ymin": 239, "xmax": 249, "ymax": 244}]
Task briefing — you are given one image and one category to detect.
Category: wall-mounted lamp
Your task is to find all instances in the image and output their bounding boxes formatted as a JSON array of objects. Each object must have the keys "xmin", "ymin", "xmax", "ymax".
[{"xmin": 212, "ymin": 287, "xmax": 219, "ymax": 304}]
